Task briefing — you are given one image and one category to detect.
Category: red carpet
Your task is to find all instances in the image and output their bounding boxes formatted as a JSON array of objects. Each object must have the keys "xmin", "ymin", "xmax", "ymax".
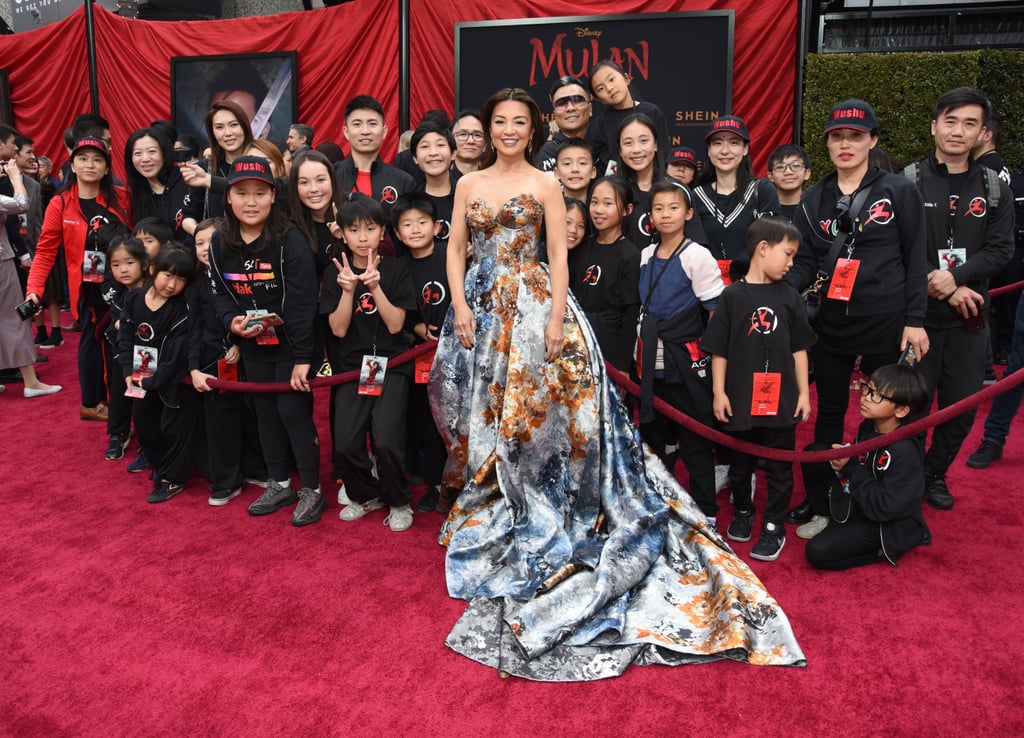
[{"xmin": 2, "ymin": 326, "xmax": 1023, "ymax": 737}]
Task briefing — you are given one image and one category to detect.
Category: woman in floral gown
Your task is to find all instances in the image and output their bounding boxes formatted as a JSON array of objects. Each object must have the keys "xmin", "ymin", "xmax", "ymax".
[{"xmin": 428, "ymin": 88, "xmax": 804, "ymax": 681}]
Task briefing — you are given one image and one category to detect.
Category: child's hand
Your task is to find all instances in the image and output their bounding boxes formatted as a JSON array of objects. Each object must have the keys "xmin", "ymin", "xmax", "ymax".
[
  {"xmin": 333, "ymin": 254, "xmax": 358, "ymax": 292},
  {"xmin": 230, "ymin": 314, "xmax": 262, "ymax": 339},
  {"xmin": 713, "ymin": 392, "xmax": 732, "ymax": 423},
  {"xmin": 795, "ymin": 392, "xmax": 811, "ymax": 422},
  {"xmin": 359, "ymin": 254, "xmax": 382, "ymax": 292},
  {"xmin": 425, "ymin": 323, "xmax": 439, "ymax": 341},
  {"xmin": 225, "ymin": 345, "xmax": 240, "ymax": 364},
  {"xmin": 830, "ymin": 443, "xmax": 850, "ymax": 472},
  {"xmin": 290, "ymin": 364, "xmax": 311, "ymax": 392}
]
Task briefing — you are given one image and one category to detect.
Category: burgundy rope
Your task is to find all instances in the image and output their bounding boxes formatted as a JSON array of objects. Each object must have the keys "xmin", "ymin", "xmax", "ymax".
[{"xmin": 989, "ymin": 278, "xmax": 1024, "ymax": 298}]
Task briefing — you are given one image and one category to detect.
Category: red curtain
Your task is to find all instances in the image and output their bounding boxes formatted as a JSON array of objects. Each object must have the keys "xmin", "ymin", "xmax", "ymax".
[{"xmin": 0, "ymin": 1, "xmax": 796, "ymax": 176}]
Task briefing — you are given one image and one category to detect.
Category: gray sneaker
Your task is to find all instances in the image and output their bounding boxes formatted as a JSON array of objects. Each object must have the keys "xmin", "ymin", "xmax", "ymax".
[
  {"xmin": 384, "ymin": 504, "xmax": 414, "ymax": 532},
  {"xmin": 291, "ymin": 487, "xmax": 326, "ymax": 527},
  {"xmin": 247, "ymin": 480, "xmax": 299, "ymax": 516}
]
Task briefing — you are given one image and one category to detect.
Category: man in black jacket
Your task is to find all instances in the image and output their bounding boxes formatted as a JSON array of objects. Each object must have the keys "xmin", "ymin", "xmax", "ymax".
[
  {"xmin": 534, "ymin": 76, "xmax": 595, "ymax": 174},
  {"xmin": 910, "ymin": 87, "xmax": 1015, "ymax": 510}
]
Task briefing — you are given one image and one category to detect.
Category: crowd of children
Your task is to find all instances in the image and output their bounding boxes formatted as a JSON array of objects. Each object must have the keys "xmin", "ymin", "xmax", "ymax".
[{"xmin": 16, "ymin": 74, "xmax": 1014, "ymax": 574}]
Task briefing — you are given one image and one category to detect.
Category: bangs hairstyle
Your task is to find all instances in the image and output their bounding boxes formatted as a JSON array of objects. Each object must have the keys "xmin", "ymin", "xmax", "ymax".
[
  {"xmin": 151, "ymin": 243, "xmax": 197, "ymax": 284},
  {"xmin": 649, "ymin": 179, "xmax": 694, "ymax": 208},
  {"xmin": 588, "ymin": 59, "xmax": 632, "ymax": 96},
  {"xmin": 287, "ymin": 149, "xmax": 339, "ymax": 255},
  {"xmin": 132, "ymin": 216, "xmax": 173, "ymax": 246},
  {"xmin": 193, "ymin": 217, "xmax": 223, "ymax": 238},
  {"xmin": 479, "ymin": 88, "xmax": 545, "ymax": 169},
  {"xmin": 95, "ymin": 222, "xmax": 132, "ymax": 252},
  {"xmin": 587, "ymin": 175, "xmax": 635, "ymax": 239},
  {"xmin": 391, "ymin": 192, "xmax": 437, "ymax": 228},
  {"xmin": 616, "ymin": 113, "xmax": 664, "ymax": 184},
  {"xmin": 124, "ymin": 127, "xmax": 176, "ymax": 219},
  {"xmin": 564, "ymin": 196, "xmax": 592, "ymax": 242},
  {"xmin": 411, "ymin": 121, "xmax": 456, "ymax": 153},
  {"xmin": 107, "ymin": 235, "xmax": 150, "ymax": 270},
  {"xmin": 336, "ymin": 192, "xmax": 387, "ymax": 229},
  {"xmin": 767, "ymin": 143, "xmax": 809, "ymax": 169},
  {"xmin": 204, "ymin": 100, "xmax": 255, "ymax": 174},
  {"xmin": 744, "ymin": 215, "xmax": 801, "ymax": 258},
  {"xmin": 869, "ymin": 364, "xmax": 929, "ymax": 416}
]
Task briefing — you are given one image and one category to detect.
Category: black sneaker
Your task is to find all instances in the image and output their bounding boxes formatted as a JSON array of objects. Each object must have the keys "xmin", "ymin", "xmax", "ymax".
[
  {"xmin": 417, "ymin": 485, "xmax": 441, "ymax": 513},
  {"xmin": 291, "ymin": 487, "xmax": 326, "ymax": 526},
  {"xmin": 36, "ymin": 333, "xmax": 64, "ymax": 349},
  {"xmin": 34, "ymin": 331, "xmax": 47, "ymax": 346},
  {"xmin": 127, "ymin": 450, "xmax": 150, "ymax": 473},
  {"xmin": 966, "ymin": 439, "xmax": 1003, "ymax": 469},
  {"xmin": 147, "ymin": 480, "xmax": 183, "ymax": 504},
  {"xmin": 105, "ymin": 433, "xmax": 131, "ymax": 461},
  {"xmin": 247, "ymin": 480, "xmax": 299, "ymax": 516},
  {"xmin": 208, "ymin": 487, "xmax": 242, "ymax": 507},
  {"xmin": 925, "ymin": 475, "xmax": 954, "ymax": 510},
  {"xmin": 727, "ymin": 509, "xmax": 755, "ymax": 542},
  {"xmin": 750, "ymin": 521, "xmax": 786, "ymax": 561}
]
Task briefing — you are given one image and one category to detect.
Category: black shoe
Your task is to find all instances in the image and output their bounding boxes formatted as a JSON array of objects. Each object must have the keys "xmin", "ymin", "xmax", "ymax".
[
  {"xmin": 248, "ymin": 480, "xmax": 299, "ymax": 516},
  {"xmin": 727, "ymin": 509, "xmax": 755, "ymax": 542},
  {"xmin": 750, "ymin": 521, "xmax": 786, "ymax": 561},
  {"xmin": 966, "ymin": 439, "xmax": 1003, "ymax": 469},
  {"xmin": 417, "ymin": 485, "xmax": 441, "ymax": 513},
  {"xmin": 105, "ymin": 432, "xmax": 130, "ymax": 461},
  {"xmin": 994, "ymin": 351, "xmax": 1009, "ymax": 366},
  {"xmin": 785, "ymin": 500, "xmax": 813, "ymax": 525},
  {"xmin": 0, "ymin": 369, "xmax": 21, "ymax": 383},
  {"xmin": 291, "ymin": 487, "xmax": 326, "ymax": 526},
  {"xmin": 925, "ymin": 475, "xmax": 954, "ymax": 510},
  {"xmin": 37, "ymin": 333, "xmax": 64, "ymax": 349},
  {"xmin": 147, "ymin": 479, "xmax": 183, "ymax": 503},
  {"xmin": 208, "ymin": 487, "xmax": 242, "ymax": 507}
]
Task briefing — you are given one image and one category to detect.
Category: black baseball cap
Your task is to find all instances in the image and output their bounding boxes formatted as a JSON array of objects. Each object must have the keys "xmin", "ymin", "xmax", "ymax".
[
  {"xmin": 666, "ymin": 146, "xmax": 698, "ymax": 168},
  {"xmin": 824, "ymin": 99, "xmax": 879, "ymax": 134},
  {"xmin": 705, "ymin": 116, "xmax": 750, "ymax": 143},
  {"xmin": 71, "ymin": 137, "xmax": 111, "ymax": 164},
  {"xmin": 226, "ymin": 155, "xmax": 275, "ymax": 187}
]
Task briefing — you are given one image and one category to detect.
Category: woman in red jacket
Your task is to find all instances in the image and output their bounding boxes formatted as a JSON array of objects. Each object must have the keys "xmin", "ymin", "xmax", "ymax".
[{"xmin": 26, "ymin": 137, "xmax": 131, "ymax": 422}]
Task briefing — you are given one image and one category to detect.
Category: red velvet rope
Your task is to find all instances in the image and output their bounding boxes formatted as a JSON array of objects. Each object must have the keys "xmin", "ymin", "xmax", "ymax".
[
  {"xmin": 204, "ymin": 337, "xmax": 1024, "ymax": 464},
  {"xmin": 989, "ymin": 278, "xmax": 1024, "ymax": 298}
]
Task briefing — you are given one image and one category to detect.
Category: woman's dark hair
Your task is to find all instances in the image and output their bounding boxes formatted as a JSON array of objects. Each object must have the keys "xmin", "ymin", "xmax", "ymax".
[
  {"xmin": 107, "ymin": 235, "xmax": 150, "ymax": 277},
  {"xmin": 869, "ymin": 147, "xmax": 896, "ymax": 173},
  {"xmin": 700, "ymin": 128, "xmax": 755, "ymax": 192},
  {"xmin": 564, "ymin": 196, "xmax": 592, "ymax": 243},
  {"xmin": 587, "ymin": 175, "xmax": 635, "ymax": 240},
  {"xmin": 869, "ymin": 364, "xmax": 929, "ymax": 416},
  {"xmin": 287, "ymin": 149, "xmax": 340, "ymax": 257},
  {"xmin": 204, "ymin": 100, "xmax": 255, "ymax": 175},
  {"xmin": 615, "ymin": 113, "xmax": 665, "ymax": 186},
  {"xmin": 220, "ymin": 180, "xmax": 289, "ymax": 254},
  {"xmin": 150, "ymin": 243, "xmax": 197, "ymax": 285},
  {"xmin": 124, "ymin": 127, "xmax": 176, "ymax": 223},
  {"xmin": 336, "ymin": 192, "xmax": 387, "ymax": 229},
  {"xmin": 479, "ymin": 88, "xmax": 546, "ymax": 170}
]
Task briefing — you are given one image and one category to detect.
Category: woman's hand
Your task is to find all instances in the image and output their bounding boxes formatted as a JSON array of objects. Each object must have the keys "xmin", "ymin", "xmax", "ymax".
[
  {"xmin": 4, "ymin": 159, "xmax": 22, "ymax": 182},
  {"xmin": 178, "ymin": 162, "xmax": 211, "ymax": 188},
  {"xmin": 544, "ymin": 315, "xmax": 564, "ymax": 361},
  {"xmin": 291, "ymin": 363, "xmax": 311, "ymax": 392},
  {"xmin": 453, "ymin": 303, "xmax": 476, "ymax": 349},
  {"xmin": 191, "ymin": 369, "xmax": 214, "ymax": 393}
]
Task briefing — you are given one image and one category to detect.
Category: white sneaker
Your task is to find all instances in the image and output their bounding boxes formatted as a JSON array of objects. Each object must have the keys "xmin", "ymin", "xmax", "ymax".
[
  {"xmin": 796, "ymin": 515, "xmax": 829, "ymax": 540},
  {"xmin": 384, "ymin": 504, "xmax": 414, "ymax": 532},
  {"xmin": 242, "ymin": 478, "xmax": 269, "ymax": 489},
  {"xmin": 337, "ymin": 482, "xmax": 351, "ymax": 506},
  {"xmin": 339, "ymin": 498, "xmax": 383, "ymax": 521}
]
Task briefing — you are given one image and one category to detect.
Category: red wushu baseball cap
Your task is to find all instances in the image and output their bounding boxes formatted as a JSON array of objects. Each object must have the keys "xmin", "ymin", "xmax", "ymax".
[
  {"xmin": 705, "ymin": 115, "xmax": 750, "ymax": 143},
  {"xmin": 71, "ymin": 137, "xmax": 111, "ymax": 164},
  {"xmin": 226, "ymin": 155, "xmax": 275, "ymax": 187},
  {"xmin": 666, "ymin": 146, "xmax": 698, "ymax": 168},
  {"xmin": 824, "ymin": 99, "xmax": 879, "ymax": 134}
]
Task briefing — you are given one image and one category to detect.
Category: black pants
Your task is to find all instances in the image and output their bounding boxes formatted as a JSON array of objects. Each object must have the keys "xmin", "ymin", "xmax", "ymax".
[
  {"xmin": 198, "ymin": 384, "xmax": 267, "ymax": 492},
  {"xmin": 333, "ymin": 373, "xmax": 410, "ymax": 508},
  {"xmin": 917, "ymin": 323, "xmax": 987, "ymax": 478},
  {"xmin": 406, "ymin": 381, "xmax": 446, "ymax": 486},
  {"xmin": 800, "ymin": 442, "xmax": 835, "ymax": 517},
  {"xmin": 805, "ymin": 515, "xmax": 883, "ymax": 570},
  {"xmin": 78, "ymin": 297, "xmax": 107, "ymax": 408},
  {"xmin": 103, "ymin": 341, "xmax": 131, "ymax": 437},
  {"xmin": 244, "ymin": 357, "xmax": 320, "ymax": 490},
  {"xmin": 646, "ymin": 380, "xmax": 716, "ymax": 517},
  {"xmin": 811, "ymin": 345, "xmax": 899, "ymax": 446},
  {"xmin": 132, "ymin": 388, "xmax": 198, "ymax": 485},
  {"xmin": 728, "ymin": 426, "xmax": 796, "ymax": 526}
]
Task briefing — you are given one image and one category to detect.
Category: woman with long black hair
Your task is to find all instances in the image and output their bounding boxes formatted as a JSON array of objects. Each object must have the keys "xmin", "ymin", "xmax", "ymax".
[{"xmin": 124, "ymin": 126, "xmax": 191, "ymax": 245}]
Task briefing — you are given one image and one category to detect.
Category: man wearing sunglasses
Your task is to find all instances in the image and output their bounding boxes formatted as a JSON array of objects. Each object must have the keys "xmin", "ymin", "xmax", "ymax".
[
  {"xmin": 535, "ymin": 76, "xmax": 595, "ymax": 174},
  {"xmin": 908, "ymin": 87, "xmax": 1015, "ymax": 511}
]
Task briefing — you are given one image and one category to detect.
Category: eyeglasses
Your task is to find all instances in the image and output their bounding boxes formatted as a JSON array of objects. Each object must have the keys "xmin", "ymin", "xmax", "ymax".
[
  {"xmin": 860, "ymin": 384, "xmax": 894, "ymax": 404},
  {"xmin": 453, "ymin": 131, "xmax": 484, "ymax": 142},
  {"xmin": 553, "ymin": 94, "xmax": 588, "ymax": 110},
  {"xmin": 772, "ymin": 162, "xmax": 806, "ymax": 173}
]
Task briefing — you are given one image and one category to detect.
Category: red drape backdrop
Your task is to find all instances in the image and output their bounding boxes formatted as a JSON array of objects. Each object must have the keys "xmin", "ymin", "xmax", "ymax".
[{"xmin": 0, "ymin": 1, "xmax": 796, "ymax": 176}]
